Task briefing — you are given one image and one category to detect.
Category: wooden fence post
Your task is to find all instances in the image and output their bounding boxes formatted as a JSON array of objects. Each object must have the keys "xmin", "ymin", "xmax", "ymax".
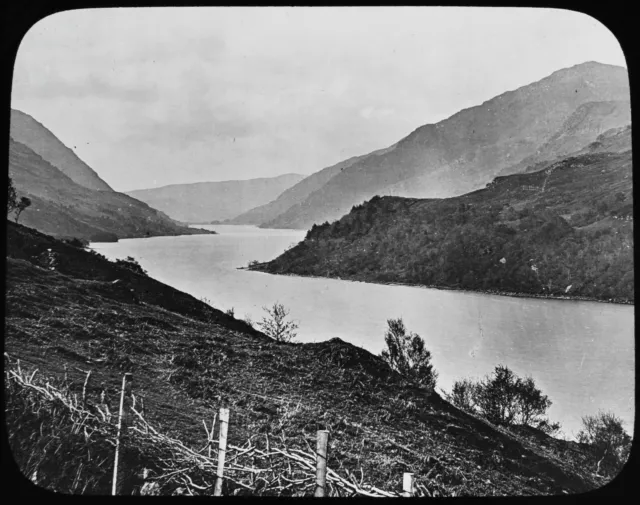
[
  {"xmin": 213, "ymin": 408, "xmax": 229, "ymax": 496},
  {"xmin": 112, "ymin": 373, "xmax": 133, "ymax": 495},
  {"xmin": 314, "ymin": 430, "xmax": 329, "ymax": 497},
  {"xmin": 402, "ymin": 472, "xmax": 415, "ymax": 497}
]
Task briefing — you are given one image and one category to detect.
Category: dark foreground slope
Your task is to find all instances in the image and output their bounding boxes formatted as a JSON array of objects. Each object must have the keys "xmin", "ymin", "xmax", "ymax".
[
  {"xmin": 5, "ymin": 223, "xmax": 614, "ymax": 496},
  {"xmin": 9, "ymin": 138, "xmax": 212, "ymax": 242},
  {"xmin": 251, "ymin": 129, "xmax": 633, "ymax": 303}
]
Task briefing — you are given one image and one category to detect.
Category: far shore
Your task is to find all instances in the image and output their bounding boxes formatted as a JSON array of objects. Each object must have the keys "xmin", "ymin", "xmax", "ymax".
[{"xmin": 240, "ymin": 266, "xmax": 634, "ymax": 306}]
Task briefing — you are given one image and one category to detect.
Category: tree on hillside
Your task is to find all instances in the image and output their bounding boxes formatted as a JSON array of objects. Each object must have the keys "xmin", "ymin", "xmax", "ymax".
[
  {"xmin": 449, "ymin": 365, "xmax": 560, "ymax": 434},
  {"xmin": 380, "ymin": 318, "xmax": 438, "ymax": 390},
  {"xmin": 7, "ymin": 176, "xmax": 18, "ymax": 215},
  {"xmin": 14, "ymin": 197, "xmax": 31, "ymax": 223},
  {"xmin": 577, "ymin": 410, "xmax": 632, "ymax": 476},
  {"xmin": 259, "ymin": 302, "xmax": 299, "ymax": 343},
  {"xmin": 7, "ymin": 176, "xmax": 31, "ymax": 223}
]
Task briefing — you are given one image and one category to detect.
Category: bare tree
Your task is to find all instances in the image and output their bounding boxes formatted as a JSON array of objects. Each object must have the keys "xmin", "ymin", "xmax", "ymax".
[{"xmin": 258, "ymin": 302, "xmax": 299, "ymax": 343}]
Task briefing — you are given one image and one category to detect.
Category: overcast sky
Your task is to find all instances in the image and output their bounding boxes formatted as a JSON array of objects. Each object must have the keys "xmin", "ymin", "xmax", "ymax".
[{"xmin": 12, "ymin": 7, "xmax": 627, "ymax": 192}]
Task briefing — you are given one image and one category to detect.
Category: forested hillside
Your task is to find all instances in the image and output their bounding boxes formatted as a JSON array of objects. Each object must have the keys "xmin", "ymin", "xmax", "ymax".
[{"xmin": 251, "ymin": 128, "xmax": 633, "ymax": 303}]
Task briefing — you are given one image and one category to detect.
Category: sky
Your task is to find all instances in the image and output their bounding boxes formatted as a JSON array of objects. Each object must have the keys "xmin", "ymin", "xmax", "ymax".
[{"xmin": 11, "ymin": 7, "xmax": 627, "ymax": 192}]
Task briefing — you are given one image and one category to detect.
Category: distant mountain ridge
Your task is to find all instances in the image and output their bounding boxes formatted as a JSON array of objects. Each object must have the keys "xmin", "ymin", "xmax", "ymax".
[
  {"xmin": 229, "ymin": 147, "xmax": 396, "ymax": 226},
  {"xmin": 243, "ymin": 61, "xmax": 629, "ymax": 230},
  {"xmin": 127, "ymin": 173, "xmax": 306, "ymax": 223},
  {"xmin": 10, "ymin": 109, "xmax": 114, "ymax": 192}
]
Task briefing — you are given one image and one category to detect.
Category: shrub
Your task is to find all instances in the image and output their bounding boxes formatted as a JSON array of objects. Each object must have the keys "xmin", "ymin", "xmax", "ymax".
[
  {"xmin": 577, "ymin": 410, "xmax": 632, "ymax": 476},
  {"xmin": 14, "ymin": 197, "xmax": 31, "ymax": 223},
  {"xmin": 114, "ymin": 256, "xmax": 148, "ymax": 276},
  {"xmin": 449, "ymin": 378, "xmax": 477, "ymax": 413},
  {"xmin": 225, "ymin": 307, "xmax": 235, "ymax": 318},
  {"xmin": 258, "ymin": 303, "xmax": 299, "ymax": 343},
  {"xmin": 449, "ymin": 365, "xmax": 560, "ymax": 434},
  {"xmin": 7, "ymin": 175, "xmax": 18, "ymax": 215},
  {"xmin": 63, "ymin": 237, "xmax": 87, "ymax": 248},
  {"xmin": 380, "ymin": 318, "xmax": 438, "ymax": 391}
]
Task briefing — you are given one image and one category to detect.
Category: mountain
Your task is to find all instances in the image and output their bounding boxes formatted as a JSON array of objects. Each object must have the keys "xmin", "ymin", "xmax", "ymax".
[
  {"xmin": 228, "ymin": 147, "xmax": 395, "ymax": 226},
  {"xmin": 496, "ymin": 100, "xmax": 630, "ymax": 177},
  {"xmin": 5, "ymin": 221, "xmax": 616, "ymax": 496},
  {"xmin": 126, "ymin": 174, "xmax": 306, "ymax": 223},
  {"xmin": 10, "ymin": 109, "xmax": 114, "ymax": 192},
  {"xmin": 250, "ymin": 126, "xmax": 633, "ymax": 303},
  {"xmin": 9, "ymin": 137, "xmax": 212, "ymax": 242},
  {"xmin": 258, "ymin": 61, "xmax": 629, "ymax": 230}
]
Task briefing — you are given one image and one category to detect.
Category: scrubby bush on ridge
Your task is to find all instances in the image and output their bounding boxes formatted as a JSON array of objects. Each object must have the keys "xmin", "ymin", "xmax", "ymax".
[
  {"xmin": 447, "ymin": 365, "xmax": 560, "ymax": 435},
  {"xmin": 380, "ymin": 318, "xmax": 438, "ymax": 391}
]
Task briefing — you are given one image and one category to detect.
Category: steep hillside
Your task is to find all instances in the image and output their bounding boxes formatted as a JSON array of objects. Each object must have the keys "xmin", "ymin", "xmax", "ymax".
[
  {"xmin": 10, "ymin": 109, "xmax": 114, "ymax": 192},
  {"xmin": 5, "ymin": 222, "xmax": 617, "ymax": 496},
  {"xmin": 251, "ymin": 129, "xmax": 633, "ymax": 303},
  {"xmin": 9, "ymin": 138, "xmax": 212, "ymax": 242},
  {"xmin": 262, "ymin": 62, "xmax": 629, "ymax": 230},
  {"xmin": 497, "ymin": 100, "xmax": 630, "ymax": 177},
  {"xmin": 126, "ymin": 174, "xmax": 305, "ymax": 223}
]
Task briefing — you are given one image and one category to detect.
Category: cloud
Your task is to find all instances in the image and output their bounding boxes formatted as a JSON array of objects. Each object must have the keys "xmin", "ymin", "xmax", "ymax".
[{"xmin": 18, "ymin": 73, "xmax": 159, "ymax": 103}]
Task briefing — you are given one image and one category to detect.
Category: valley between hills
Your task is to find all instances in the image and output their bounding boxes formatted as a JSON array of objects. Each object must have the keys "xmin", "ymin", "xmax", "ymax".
[{"xmin": 6, "ymin": 58, "xmax": 633, "ymax": 497}]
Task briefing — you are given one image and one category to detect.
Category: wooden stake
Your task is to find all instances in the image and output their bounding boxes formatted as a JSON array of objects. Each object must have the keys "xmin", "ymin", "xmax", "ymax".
[
  {"xmin": 315, "ymin": 430, "xmax": 329, "ymax": 497},
  {"xmin": 213, "ymin": 408, "xmax": 229, "ymax": 496},
  {"xmin": 112, "ymin": 373, "xmax": 133, "ymax": 495},
  {"xmin": 403, "ymin": 472, "xmax": 415, "ymax": 497},
  {"xmin": 82, "ymin": 371, "xmax": 91, "ymax": 407}
]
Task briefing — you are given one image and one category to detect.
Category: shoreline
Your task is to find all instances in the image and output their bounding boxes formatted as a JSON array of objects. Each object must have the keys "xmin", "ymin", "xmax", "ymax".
[{"xmin": 241, "ymin": 266, "xmax": 634, "ymax": 306}]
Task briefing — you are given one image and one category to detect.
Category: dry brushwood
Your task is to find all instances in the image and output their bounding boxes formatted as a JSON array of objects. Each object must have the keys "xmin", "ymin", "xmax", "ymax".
[{"xmin": 5, "ymin": 357, "xmax": 409, "ymax": 496}]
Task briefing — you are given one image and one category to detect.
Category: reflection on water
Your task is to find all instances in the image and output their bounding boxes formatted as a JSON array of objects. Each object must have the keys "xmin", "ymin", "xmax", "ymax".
[{"xmin": 91, "ymin": 225, "xmax": 634, "ymax": 439}]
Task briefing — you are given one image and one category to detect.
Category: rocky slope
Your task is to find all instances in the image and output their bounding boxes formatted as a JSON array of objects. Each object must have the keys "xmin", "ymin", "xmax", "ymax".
[
  {"xmin": 127, "ymin": 174, "xmax": 305, "ymax": 223},
  {"xmin": 497, "ymin": 100, "xmax": 630, "ymax": 177},
  {"xmin": 256, "ymin": 62, "xmax": 629, "ymax": 230}
]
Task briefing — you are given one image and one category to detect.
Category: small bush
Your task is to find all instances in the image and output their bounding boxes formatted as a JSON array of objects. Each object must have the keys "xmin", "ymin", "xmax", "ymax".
[
  {"xmin": 258, "ymin": 303, "xmax": 298, "ymax": 343},
  {"xmin": 577, "ymin": 410, "xmax": 632, "ymax": 476},
  {"xmin": 380, "ymin": 318, "xmax": 438, "ymax": 391},
  {"xmin": 449, "ymin": 365, "xmax": 560, "ymax": 434},
  {"xmin": 114, "ymin": 256, "xmax": 148, "ymax": 276}
]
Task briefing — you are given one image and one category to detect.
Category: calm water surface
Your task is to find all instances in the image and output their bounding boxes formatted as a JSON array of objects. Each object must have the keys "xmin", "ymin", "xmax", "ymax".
[{"xmin": 92, "ymin": 225, "xmax": 634, "ymax": 439}]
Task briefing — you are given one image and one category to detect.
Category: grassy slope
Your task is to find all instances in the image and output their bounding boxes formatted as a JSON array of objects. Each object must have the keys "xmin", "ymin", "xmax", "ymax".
[
  {"xmin": 5, "ymin": 222, "xmax": 616, "ymax": 496},
  {"xmin": 9, "ymin": 138, "xmax": 212, "ymax": 242},
  {"xmin": 251, "ymin": 132, "xmax": 633, "ymax": 303}
]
